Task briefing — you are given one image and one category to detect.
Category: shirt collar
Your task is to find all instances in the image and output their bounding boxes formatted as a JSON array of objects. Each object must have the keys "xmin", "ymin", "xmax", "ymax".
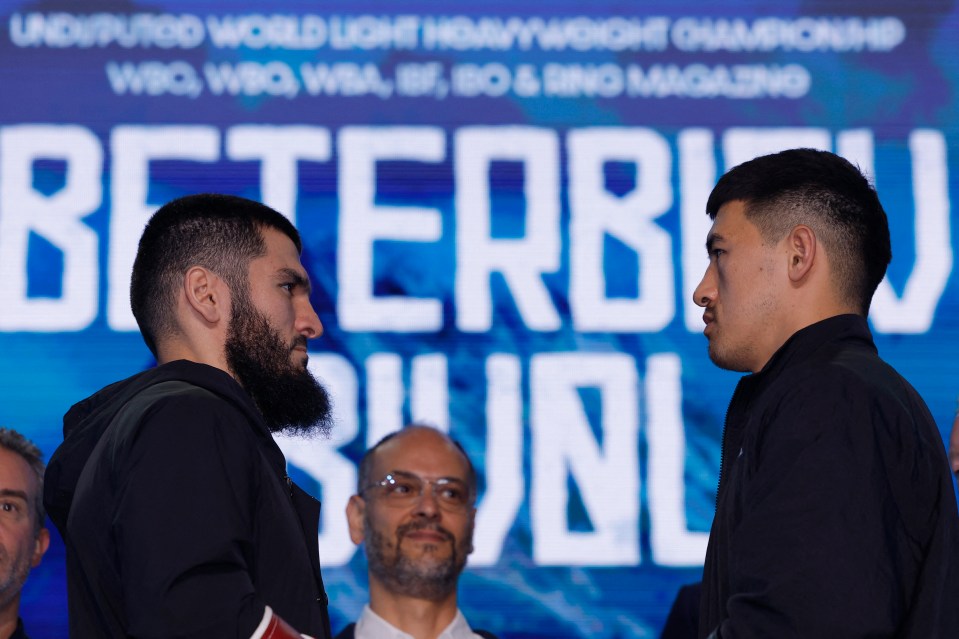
[{"xmin": 355, "ymin": 605, "xmax": 479, "ymax": 639}]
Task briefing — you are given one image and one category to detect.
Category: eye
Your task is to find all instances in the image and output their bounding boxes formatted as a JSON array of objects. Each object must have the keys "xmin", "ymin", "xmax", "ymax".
[
  {"xmin": 386, "ymin": 478, "xmax": 417, "ymax": 497},
  {"xmin": 280, "ymin": 282, "xmax": 295, "ymax": 293},
  {"xmin": 435, "ymin": 480, "xmax": 470, "ymax": 507},
  {"xmin": 439, "ymin": 486, "xmax": 464, "ymax": 502},
  {"xmin": 0, "ymin": 501, "xmax": 20, "ymax": 515}
]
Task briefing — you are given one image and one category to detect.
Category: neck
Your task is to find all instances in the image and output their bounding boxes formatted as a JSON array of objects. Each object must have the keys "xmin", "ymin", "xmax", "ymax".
[
  {"xmin": 751, "ymin": 290, "xmax": 858, "ymax": 372},
  {"xmin": 0, "ymin": 594, "xmax": 20, "ymax": 639},
  {"xmin": 369, "ymin": 581, "xmax": 458, "ymax": 639},
  {"xmin": 156, "ymin": 342, "xmax": 232, "ymax": 379}
]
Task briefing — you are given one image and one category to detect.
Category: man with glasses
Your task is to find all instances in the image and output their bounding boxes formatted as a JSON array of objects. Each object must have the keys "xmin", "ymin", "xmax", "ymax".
[{"xmin": 336, "ymin": 425, "xmax": 497, "ymax": 639}]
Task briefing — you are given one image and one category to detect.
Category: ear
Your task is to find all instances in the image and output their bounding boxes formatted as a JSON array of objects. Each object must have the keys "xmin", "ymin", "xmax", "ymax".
[
  {"xmin": 183, "ymin": 266, "xmax": 225, "ymax": 324},
  {"xmin": 346, "ymin": 494, "xmax": 366, "ymax": 545},
  {"xmin": 466, "ymin": 507, "xmax": 477, "ymax": 555},
  {"xmin": 785, "ymin": 225, "xmax": 817, "ymax": 283},
  {"xmin": 32, "ymin": 527, "xmax": 50, "ymax": 567}
]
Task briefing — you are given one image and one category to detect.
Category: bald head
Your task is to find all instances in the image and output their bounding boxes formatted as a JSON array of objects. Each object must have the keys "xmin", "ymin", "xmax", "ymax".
[{"xmin": 357, "ymin": 426, "xmax": 477, "ymax": 498}]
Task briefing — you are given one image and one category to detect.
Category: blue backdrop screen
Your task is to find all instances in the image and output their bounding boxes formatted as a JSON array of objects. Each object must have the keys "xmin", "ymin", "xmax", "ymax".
[{"xmin": 2, "ymin": 1, "xmax": 958, "ymax": 636}]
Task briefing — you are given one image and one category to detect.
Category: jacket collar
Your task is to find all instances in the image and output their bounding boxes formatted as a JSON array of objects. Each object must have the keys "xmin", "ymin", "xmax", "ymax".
[
  {"xmin": 724, "ymin": 314, "xmax": 876, "ymax": 440},
  {"xmin": 750, "ymin": 313, "xmax": 875, "ymax": 387}
]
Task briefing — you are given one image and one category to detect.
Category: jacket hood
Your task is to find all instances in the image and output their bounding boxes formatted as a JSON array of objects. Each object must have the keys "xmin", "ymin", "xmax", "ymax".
[{"xmin": 44, "ymin": 360, "xmax": 267, "ymax": 531}]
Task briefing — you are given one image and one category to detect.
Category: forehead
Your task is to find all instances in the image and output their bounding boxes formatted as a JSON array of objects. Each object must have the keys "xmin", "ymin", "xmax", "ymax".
[
  {"xmin": 372, "ymin": 430, "xmax": 470, "ymax": 480},
  {"xmin": 709, "ymin": 200, "xmax": 762, "ymax": 243},
  {"xmin": 250, "ymin": 227, "xmax": 307, "ymax": 274},
  {"xmin": 0, "ymin": 447, "xmax": 37, "ymax": 497}
]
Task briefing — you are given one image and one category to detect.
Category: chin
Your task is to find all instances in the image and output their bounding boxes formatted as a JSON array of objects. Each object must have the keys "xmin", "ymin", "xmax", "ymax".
[
  {"xmin": 709, "ymin": 349, "xmax": 751, "ymax": 373},
  {"xmin": 290, "ymin": 353, "xmax": 309, "ymax": 368},
  {"xmin": 707, "ymin": 345, "xmax": 734, "ymax": 371}
]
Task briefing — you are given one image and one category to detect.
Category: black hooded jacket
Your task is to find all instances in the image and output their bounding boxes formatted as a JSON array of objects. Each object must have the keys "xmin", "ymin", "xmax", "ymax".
[
  {"xmin": 44, "ymin": 360, "xmax": 331, "ymax": 638},
  {"xmin": 699, "ymin": 315, "xmax": 959, "ymax": 638}
]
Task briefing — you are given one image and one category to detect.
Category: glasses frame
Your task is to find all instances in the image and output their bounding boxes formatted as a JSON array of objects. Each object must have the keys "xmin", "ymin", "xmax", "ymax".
[{"xmin": 361, "ymin": 470, "xmax": 474, "ymax": 513}]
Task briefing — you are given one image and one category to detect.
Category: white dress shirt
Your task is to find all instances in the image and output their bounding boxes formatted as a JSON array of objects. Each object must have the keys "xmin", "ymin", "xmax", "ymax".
[{"xmin": 353, "ymin": 605, "xmax": 484, "ymax": 639}]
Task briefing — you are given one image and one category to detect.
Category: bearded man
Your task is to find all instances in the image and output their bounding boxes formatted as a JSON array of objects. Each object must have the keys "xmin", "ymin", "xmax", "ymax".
[
  {"xmin": 337, "ymin": 425, "xmax": 497, "ymax": 639},
  {"xmin": 44, "ymin": 194, "xmax": 333, "ymax": 638}
]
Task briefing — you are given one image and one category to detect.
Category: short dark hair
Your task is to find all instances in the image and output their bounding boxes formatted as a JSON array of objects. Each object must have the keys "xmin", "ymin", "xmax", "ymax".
[
  {"xmin": 357, "ymin": 424, "xmax": 479, "ymax": 499},
  {"xmin": 130, "ymin": 194, "xmax": 301, "ymax": 356},
  {"xmin": 0, "ymin": 428, "xmax": 45, "ymax": 534},
  {"xmin": 706, "ymin": 148, "xmax": 891, "ymax": 314}
]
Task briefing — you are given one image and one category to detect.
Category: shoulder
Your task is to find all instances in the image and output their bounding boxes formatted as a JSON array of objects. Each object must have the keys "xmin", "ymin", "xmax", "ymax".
[
  {"xmin": 752, "ymin": 339, "xmax": 944, "ymax": 481},
  {"xmin": 119, "ymin": 361, "xmax": 261, "ymax": 429},
  {"xmin": 109, "ymin": 378, "xmax": 264, "ymax": 473},
  {"xmin": 121, "ymin": 380, "xmax": 249, "ymax": 437},
  {"xmin": 764, "ymin": 338, "xmax": 927, "ymax": 427}
]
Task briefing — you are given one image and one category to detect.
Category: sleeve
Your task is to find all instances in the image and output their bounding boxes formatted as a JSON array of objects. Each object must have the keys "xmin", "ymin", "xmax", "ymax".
[
  {"xmin": 111, "ymin": 389, "xmax": 278, "ymax": 639},
  {"xmin": 660, "ymin": 582, "xmax": 702, "ymax": 639},
  {"xmin": 716, "ymin": 374, "xmax": 930, "ymax": 638}
]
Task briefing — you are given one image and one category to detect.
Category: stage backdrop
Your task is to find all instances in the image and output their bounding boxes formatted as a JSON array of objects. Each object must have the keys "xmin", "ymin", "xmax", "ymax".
[{"xmin": 2, "ymin": 1, "xmax": 958, "ymax": 636}]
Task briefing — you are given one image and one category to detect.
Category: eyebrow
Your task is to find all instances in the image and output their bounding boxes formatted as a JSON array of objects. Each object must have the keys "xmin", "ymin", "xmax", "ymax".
[
  {"xmin": 278, "ymin": 267, "xmax": 312, "ymax": 294},
  {"xmin": 388, "ymin": 469, "xmax": 467, "ymax": 483},
  {"xmin": 0, "ymin": 488, "xmax": 28, "ymax": 501},
  {"xmin": 705, "ymin": 232, "xmax": 725, "ymax": 253}
]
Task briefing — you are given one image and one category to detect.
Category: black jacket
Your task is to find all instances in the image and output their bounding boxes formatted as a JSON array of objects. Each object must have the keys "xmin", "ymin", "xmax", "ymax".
[
  {"xmin": 700, "ymin": 315, "xmax": 959, "ymax": 638},
  {"xmin": 10, "ymin": 618, "xmax": 28, "ymax": 639},
  {"xmin": 660, "ymin": 582, "xmax": 701, "ymax": 639},
  {"xmin": 44, "ymin": 360, "xmax": 332, "ymax": 638}
]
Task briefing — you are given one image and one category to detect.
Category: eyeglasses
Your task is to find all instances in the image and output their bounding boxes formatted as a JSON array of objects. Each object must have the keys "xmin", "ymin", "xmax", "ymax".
[{"xmin": 361, "ymin": 470, "xmax": 473, "ymax": 513}]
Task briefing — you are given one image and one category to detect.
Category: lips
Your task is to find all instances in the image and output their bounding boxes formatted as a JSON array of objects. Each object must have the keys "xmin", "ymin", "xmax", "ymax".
[
  {"xmin": 290, "ymin": 337, "xmax": 309, "ymax": 366},
  {"xmin": 399, "ymin": 523, "xmax": 453, "ymax": 546},
  {"xmin": 406, "ymin": 530, "xmax": 448, "ymax": 544},
  {"xmin": 702, "ymin": 311, "xmax": 716, "ymax": 336}
]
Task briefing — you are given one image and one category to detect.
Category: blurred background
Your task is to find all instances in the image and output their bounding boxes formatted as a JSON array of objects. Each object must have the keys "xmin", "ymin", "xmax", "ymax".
[{"xmin": 1, "ymin": 1, "xmax": 957, "ymax": 636}]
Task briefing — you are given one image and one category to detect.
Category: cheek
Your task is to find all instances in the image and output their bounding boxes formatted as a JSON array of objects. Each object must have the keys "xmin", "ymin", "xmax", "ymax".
[
  {"xmin": 716, "ymin": 263, "xmax": 750, "ymax": 303},
  {"xmin": 2, "ymin": 528, "xmax": 33, "ymax": 563},
  {"xmin": 249, "ymin": 289, "xmax": 293, "ymax": 325},
  {"xmin": 450, "ymin": 517, "xmax": 472, "ymax": 543},
  {"xmin": 261, "ymin": 301, "xmax": 291, "ymax": 327},
  {"xmin": 714, "ymin": 270, "xmax": 734, "ymax": 303},
  {"xmin": 369, "ymin": 510, "xmax": 403, "ymax": 542}
]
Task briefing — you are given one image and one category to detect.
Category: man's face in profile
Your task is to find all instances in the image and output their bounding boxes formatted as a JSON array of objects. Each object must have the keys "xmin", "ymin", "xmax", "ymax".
[
  {"xmin": 225, "ymin": 227, "xmax": 332, "ymax": 435},
  {"xmin": 693, "ymin": 200, "xmax": 789, "ymax": 373},
  {"xmin": 0, "ymin": 447, "xmax": 48, "ymax": 612}
]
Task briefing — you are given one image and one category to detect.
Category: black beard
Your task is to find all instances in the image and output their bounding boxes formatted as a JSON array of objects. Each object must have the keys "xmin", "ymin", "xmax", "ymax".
[
  {"xmin": 364, "ymin": 519, "xmax": 469, "ymax": 602},
  {"xmin": 225, "ymin": 290, "xmax": 332, "ymax": 436}
]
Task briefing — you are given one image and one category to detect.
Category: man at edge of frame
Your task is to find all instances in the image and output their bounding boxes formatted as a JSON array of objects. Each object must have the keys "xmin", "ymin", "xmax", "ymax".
[
  {"xmin": 44, "ymin": 194, "xmax": 335, "ymax": 639},
  {"xmin": 693, "ymin": 149, "xmax": 959, "ymax": 638}
]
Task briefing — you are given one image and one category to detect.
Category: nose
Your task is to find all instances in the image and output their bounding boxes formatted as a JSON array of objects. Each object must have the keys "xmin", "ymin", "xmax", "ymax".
[
  {"xmin": 413, "ymin": 484, "xmax": 440, "ymax": 519},
  {"xmin": 296, "ymin": 298, "xmax": 324, "ymax": 339},
  {"xmin": 693, "ymin": 265, "xmax": 716, "ymax": 308}
]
